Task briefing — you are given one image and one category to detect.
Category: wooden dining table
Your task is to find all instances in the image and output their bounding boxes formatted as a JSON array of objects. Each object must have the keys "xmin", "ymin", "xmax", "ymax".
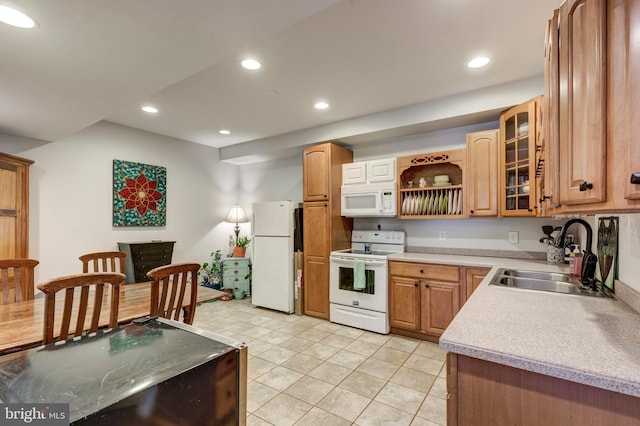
[{"xmin": 0, "ymin": 282, "xmax": 225, "ymax": 355}]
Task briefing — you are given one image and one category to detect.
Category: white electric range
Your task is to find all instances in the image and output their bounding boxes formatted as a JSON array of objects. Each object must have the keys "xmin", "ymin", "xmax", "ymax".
[{"xmin": 329, "ymin": 230, "xmax": 405, "ymax": 334}]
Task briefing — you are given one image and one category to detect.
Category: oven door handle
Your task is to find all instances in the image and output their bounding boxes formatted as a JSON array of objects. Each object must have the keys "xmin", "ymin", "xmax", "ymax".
[{"xmin": 330, "ymin": 257, "xmax": 387, "ymax": 267}]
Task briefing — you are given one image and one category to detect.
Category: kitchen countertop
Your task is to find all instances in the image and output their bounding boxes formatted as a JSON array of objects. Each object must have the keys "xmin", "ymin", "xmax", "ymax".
[{"xmin": 388, "ymin": 252, "xmax": 640, "ymax": 397}]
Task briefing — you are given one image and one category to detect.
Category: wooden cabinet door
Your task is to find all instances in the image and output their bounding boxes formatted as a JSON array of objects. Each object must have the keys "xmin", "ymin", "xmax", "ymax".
[
  {"xmin": 558, "ymin": 0, "xmax": 607, "ymax": 205},
  {"xmin": 461, "ymin": 267, "xmax": 491, "ymax": 307},
  {"xmin": 303, "ymin": 255, "xmax": 329, "ymax": 319},
  {"xmin": 626, "ymin": 0, "xmax": 640, "ymax": 200},
  {"xmin": 303, "ymin": 201, "xmax": 330, "ymax": 319},
  {"xmin": 421, "ymin": 280, "xmax": 460, "ymax": 336},
  {"xmin": 303, "ymin": 202, "xmax": 328, "ymax": 257},
  {"xmin": 389, "ymin": 276, "xmax": 420, "ymax": 330},
  {"xmin": 0, "ymin": 153, "xmax": 33, "ymax": 259},
  {"xmin": 542, "ymin": 10, "xmax": 561, "ymax": 212},
  {"xmin": 303, "ymin": 144, "xmax": 329, "ymax": 201},
  {"xmin": 499, "ymin": 100, "xmax": 538, "ymax": 217},
  {"xmin": 466, "ymin": 130, "xmax": 499, "ymax": 217}
]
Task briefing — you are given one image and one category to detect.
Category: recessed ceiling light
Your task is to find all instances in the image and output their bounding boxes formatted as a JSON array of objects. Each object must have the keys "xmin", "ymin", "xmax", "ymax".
[
  {"xmin": 314, "ymin": 101, "xmax": 329, "ymax": 110},
  {"xmin": 219, "ymin": 129, "xmax": 231, "ymax": 135},
  {"xmin": 241, "ymin": 59, "xmax": 261, "ymax": 70},
  {"xmin": 468, "ymin": 56, "xmax": 490, "ymax": 68},
  {"xmin": 141, "ymin": 106, "xmax": 158, "ymax": 113},
  {"xmin": 0, "ymin": 5, "xmax": 37, "ymax": 28}
]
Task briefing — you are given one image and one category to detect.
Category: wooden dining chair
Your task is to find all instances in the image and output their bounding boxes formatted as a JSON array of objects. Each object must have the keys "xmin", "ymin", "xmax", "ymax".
[
  {"xmin": 79, "ymin": 251, "xmax": 127, "ymax": 273},
  {"xmin": 146, "ymin": 263, "xmax": 200, "ymax": 325},
  {"xmin": 0, "ymin": 259, "xmax": 39, "ymax": 305},
  {"xmin": 37, "ymin": 272, "xmax": 126, "ymax": 344}
]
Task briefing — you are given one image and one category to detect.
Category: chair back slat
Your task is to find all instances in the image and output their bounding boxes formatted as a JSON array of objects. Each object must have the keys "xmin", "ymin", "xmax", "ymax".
[
  {"xmin": 90, "ymin": 284, "xmax": 105, "ymax": 331},
  {"xmin": 146, "ymin": 263, "xmax": 200, "ymax": 325},
  {"xmin": 60, "ymin": 288, "xmax": 75, "ymax": 340},
  {"xmin": 37, "ymin": 272, "xmax": 125, "ymax": 344},
  {"xmin": 79, "ymin": 252, "xmax": 126, "ymax": 274},
  {"xmin": 0, "ymin": 259, "xmax": 39, "ymax": 304}
]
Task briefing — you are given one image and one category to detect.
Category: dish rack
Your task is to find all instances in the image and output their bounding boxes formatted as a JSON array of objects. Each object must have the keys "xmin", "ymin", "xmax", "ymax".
[{"xmin": 401, "ymin": 186, "xmax": 463, "ymax": 216}]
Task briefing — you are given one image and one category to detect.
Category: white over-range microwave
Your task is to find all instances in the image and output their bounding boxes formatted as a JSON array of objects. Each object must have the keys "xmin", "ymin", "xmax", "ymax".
[{"xmin": 341, "ymin": 182, "xmax": 397, "ymax": 217}]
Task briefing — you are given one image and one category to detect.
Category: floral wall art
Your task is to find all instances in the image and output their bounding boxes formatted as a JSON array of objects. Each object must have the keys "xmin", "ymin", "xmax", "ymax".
[{"xmin": 113, "ymin": 159, "xmax": 166, "ymax": 227}]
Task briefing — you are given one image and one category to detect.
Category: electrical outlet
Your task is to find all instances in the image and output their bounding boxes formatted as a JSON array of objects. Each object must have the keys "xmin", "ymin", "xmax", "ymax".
[
  {"xmin": 508, "ymin": 231, "xmax": 519, "ymax": 244},
  {"xmin": 439, "ymin": 231, "xmax": 446, "ymax": 241}
]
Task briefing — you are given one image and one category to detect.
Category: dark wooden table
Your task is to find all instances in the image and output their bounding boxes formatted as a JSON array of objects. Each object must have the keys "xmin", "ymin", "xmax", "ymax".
[{"xmin": 0, "ymin": 283, "xmax": 224, "ymax": 355}]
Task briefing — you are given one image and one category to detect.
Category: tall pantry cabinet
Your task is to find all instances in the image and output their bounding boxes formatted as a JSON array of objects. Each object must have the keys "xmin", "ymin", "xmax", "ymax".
[
  {"xmin": 0, "ymin": 153, "xmax": 33, "ymax": 260},
  {"xmin": 302, "ymin": 143, "xmax": 353, "ymax": 319}
]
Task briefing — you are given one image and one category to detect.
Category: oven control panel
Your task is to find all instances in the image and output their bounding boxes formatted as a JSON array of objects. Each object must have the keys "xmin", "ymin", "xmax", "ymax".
[{"xmin": 351, "ymin": 230, "xmax": 405, "ymax": 245}]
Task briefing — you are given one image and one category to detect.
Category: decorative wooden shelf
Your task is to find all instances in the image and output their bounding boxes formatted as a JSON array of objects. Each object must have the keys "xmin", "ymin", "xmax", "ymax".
[{"xmin": 397, "ymin": 149, "xmax": 465, "ymax": 219}]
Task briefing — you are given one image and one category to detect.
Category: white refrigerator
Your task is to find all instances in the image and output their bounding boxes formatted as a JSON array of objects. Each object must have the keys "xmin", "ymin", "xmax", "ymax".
[{"xmin": 251, "ymin": 201, "xmax": 297, "ymax": 313}]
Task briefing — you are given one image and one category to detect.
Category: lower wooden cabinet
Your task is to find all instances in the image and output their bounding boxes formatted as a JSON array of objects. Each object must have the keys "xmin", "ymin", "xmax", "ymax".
[
  {"xmin": 389, "ymin": 261, "xmax": 460, "ymax": 341},
  {"xmin": 421, "ymin": 280, "xmax": 460, "ymax": 335},
  {"xmin": 461, "ymin": 266, "xmax": 491, "ymax": 307},
  {"xmin": 447, "ymin": 353, "xmax": 640, "ymax": 426},
  {"xmin": 389, "ymin": 276, "xmax": 420, "ymax": 330}
]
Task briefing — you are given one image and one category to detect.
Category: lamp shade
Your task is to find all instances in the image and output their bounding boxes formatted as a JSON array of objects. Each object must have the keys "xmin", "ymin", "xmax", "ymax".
[{"xmin": 225, "ymin": 205, "xmax": 248, "ymax": 224}]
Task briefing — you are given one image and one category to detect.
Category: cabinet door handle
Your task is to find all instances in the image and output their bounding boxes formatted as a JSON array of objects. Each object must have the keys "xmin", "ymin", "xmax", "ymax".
[
  {"xmin": 414, "ymin": 283, "xmax": 418, "ymax": 287},
  {"xmin": 539, "ymin": 195, "xmax": 551, "ymax": 203},
  {"xmin": 424, "ymin": 284, "xmax": 429, "ymax": 288},
  {"xmin": 631, "ymin": 173, "xmax": 640, "ymax": 184},
  {"xmin": 470, "ymin": 210, "xmax": 474, "ymax": 214},
  {"xmin": 579, "ymin": 181, "xmax": 593, "ymax": 191},
  {"xmin": 419, "ymin": 269, "xmax": 424, "ymax": 274}
]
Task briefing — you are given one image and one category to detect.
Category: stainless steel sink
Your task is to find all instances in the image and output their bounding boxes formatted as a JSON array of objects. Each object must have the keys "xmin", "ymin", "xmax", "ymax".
[
  {"xmin": 490, "ymin": 269, "xmax": 614, "ymax": 298},
  {"xmin": 502, "ymin": 269, "xmax": 571, "ymax": 282}
]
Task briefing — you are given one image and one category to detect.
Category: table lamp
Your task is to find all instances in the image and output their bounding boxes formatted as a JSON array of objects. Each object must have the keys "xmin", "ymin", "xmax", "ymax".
[{"xmin": 225, "ymin": 205, "xmax": 248, "ymax": 244}]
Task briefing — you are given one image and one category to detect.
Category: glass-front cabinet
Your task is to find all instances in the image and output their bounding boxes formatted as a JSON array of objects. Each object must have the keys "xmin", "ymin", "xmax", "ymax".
[{"xmin": 499, "ymin": 98, "xmax": 539, "ymax": 216}]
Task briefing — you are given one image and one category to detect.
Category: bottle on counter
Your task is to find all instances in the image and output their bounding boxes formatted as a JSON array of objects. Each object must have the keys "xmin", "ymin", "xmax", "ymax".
[{"xmin": 569, "ymin": 245, "xmax": 583, "ymax": 276}]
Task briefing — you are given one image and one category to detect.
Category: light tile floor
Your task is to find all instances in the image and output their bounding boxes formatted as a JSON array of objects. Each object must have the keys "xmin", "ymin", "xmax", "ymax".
[{"xmin": 193, "ymin": 298, "xmax": 447, "ymax": 426}]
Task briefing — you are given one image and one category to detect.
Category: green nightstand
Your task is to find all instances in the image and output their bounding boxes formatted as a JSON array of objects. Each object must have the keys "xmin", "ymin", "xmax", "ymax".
[{"xmin": 222, "ymin": 257, "xmax": 251, "ymax": 298}]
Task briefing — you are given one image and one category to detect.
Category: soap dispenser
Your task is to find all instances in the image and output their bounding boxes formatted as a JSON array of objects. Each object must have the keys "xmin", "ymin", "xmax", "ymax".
[{"xmin": 569, "ymin": 245, "xmax": 583, "ymax": 277}]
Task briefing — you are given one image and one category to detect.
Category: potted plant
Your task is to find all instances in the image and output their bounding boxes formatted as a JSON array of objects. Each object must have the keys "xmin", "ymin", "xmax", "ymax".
[
  {"xmin": 234, "ymin": 236, "xmax": 251, "ymax": 258},
  {"xmin": 198, "ymin": 249, "xmax": 224, "ymax": 289}
]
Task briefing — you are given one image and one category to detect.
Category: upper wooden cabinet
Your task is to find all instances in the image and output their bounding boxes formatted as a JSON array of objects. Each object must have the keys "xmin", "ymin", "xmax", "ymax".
[
  {"xmin": 499, "ymin": 98, "xmax": 539, "ymax": 217},
  {"xmin": 544, "ymin": 0, "xmax": 640, "ymax": 214},
  {"xmin": 540, "ymin": 10, "xmax": 561, "ymax": 215},
  {"xmin": 302, "ymin": 143, "xmax": 352, "ymax": 320},
  {"xmin": 304, "ymin": 143, "xmax": 352, "ymax": 202},
  {"xmin": 303, "ymin": 144, "xmax": 330, "ymax": 201},
  {"xmin": 466, "ymin": 130, "xmax": 499, "ymax": 217},
  {"xmin": 0, "ymin": 153, "xmax": 34, "ymax": 260},
  {"xmin": 558, "ymin": 0, "xmax": 607, "ymax": 205},
  {"xmin": 623, "ymin": 0, "xmax": 640, "ymax": 201}
]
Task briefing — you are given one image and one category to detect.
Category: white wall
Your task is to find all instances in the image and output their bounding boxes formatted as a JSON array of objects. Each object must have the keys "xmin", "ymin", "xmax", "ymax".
[
  {"xmin": 6, "ymin": 119, "xmax": 638, "ymax": 295},
  {"xmin": 7, "ymin": 121, "xmax": 239, "ymax": 282}
]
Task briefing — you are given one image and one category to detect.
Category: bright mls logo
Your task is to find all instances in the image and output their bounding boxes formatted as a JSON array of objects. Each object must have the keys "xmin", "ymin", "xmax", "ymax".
[{"xmin": 2, "ymin": 404, "xmax": 68, "ymax": 425}]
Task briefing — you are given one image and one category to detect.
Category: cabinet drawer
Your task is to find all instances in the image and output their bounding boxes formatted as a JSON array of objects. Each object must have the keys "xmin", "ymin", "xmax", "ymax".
[
  {"xmin": 223, "ymin": 267, "xmax": 249, "ymax": 277},
  {"xmin": 389, "ymin": 261, "xmax": 459, "ymax": 281}
]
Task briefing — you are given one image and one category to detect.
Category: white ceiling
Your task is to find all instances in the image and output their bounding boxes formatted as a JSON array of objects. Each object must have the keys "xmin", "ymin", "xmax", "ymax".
[{"xmin": 1, "ymin": 0, "xmax": 562, "ymax": 163}]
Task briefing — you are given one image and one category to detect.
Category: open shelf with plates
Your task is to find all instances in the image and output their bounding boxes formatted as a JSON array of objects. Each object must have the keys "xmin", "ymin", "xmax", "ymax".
[{"xmin": 397, "ymin": 149, "xmax": 465, "ymax": 219}]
